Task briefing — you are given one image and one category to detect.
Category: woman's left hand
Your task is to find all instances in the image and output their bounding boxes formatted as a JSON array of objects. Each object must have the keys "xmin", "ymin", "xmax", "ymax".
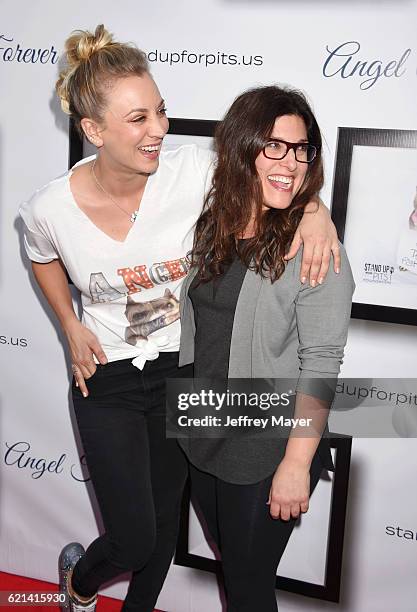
[
  {"xmin": 267, "ymin": 457, "xmax": 310, "ymax": 521},
  {"xmin": 284, "ymin": 199, "xmax": 340, "ymax": 286}
]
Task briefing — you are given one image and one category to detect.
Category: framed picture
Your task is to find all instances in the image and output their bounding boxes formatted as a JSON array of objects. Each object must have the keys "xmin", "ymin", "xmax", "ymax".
[
  {"xmin": 175, "ymin": 434, "xmax": 352, "ymax": 603},
  {"xmin": 331, "ymin": 127, "xmax": 417, "ymax": 326}
]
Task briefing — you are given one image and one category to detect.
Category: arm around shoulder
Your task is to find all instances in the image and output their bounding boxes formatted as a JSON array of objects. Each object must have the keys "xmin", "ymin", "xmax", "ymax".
[{"xmin": 295, "ymin": 243, "xmax": 355, "ymax": 382}]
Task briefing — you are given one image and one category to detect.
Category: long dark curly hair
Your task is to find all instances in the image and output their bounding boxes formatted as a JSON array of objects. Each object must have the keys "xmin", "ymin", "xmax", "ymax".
[{"xmin": 190, "ymin": 85, "xmax": 324, "ymax": 282}]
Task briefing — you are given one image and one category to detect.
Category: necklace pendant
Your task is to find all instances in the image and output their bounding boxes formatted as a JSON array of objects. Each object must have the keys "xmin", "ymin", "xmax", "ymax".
[{"xmin": 130, "ymin": 210, "xmax": 139, "ymax": 223}]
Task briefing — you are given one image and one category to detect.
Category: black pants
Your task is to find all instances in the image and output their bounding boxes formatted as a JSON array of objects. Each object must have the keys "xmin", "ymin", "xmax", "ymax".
[
  {"xmin": 71, "ymin": 353, "xmax": 190, "ymax": 612},
  {"xmin": 190, "ymin": 452, "xmax": 324, "ymax": 612}
]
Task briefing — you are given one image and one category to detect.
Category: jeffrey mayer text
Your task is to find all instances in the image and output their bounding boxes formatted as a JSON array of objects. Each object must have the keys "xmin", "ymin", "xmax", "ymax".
[
  {"xmin": 225, "ymin": 415, "xmax": 313, "ymax": 428},
  {"xmin": 178, "ymin": 415, "xmax": 313, "ymax": 429}
]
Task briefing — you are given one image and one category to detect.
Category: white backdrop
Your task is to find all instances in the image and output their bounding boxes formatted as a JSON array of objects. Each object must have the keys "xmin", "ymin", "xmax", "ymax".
[{"xmin": 1, "ymin": 1, "xmax": 417, "ymax": 611}]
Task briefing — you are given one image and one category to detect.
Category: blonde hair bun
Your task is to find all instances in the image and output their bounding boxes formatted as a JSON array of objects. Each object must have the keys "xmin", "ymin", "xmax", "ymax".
[
  {"xmin": 66, "ymin": 24, "xmax": 114, "ymax": 65},
  {"xmin": 56, "ymin": 25, "xmax": 114, "ymax": 114},
  {"xmin": 55, "ymin": 25, "xmax": 148, "ymax": 126}
]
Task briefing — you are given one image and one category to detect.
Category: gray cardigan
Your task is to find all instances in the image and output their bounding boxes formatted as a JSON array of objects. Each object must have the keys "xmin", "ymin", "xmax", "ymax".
[{"xmin": 179, "ymin": 245, "xmax": 355, "ymax": 484}]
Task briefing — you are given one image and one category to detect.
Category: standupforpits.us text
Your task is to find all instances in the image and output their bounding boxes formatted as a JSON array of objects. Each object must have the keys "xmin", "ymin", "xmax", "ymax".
[{"xmin": 147, "ymin": 49, "xmax": 263, "ymax": 68}]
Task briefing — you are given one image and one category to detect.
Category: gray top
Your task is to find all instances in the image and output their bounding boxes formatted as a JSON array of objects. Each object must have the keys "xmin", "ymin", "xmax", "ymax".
[{"xmin": 179, "ymin": 244, "xmax": 355, "ymax": 484}]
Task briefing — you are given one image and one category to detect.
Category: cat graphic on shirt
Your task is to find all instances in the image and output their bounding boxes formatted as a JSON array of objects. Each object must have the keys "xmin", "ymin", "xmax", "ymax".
[{"xmin": 124, "ymin": 289, "xmax": 180, "ymax": 346}]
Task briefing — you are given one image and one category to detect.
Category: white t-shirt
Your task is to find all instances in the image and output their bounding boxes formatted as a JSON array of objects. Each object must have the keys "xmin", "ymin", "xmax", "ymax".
[{"xmin": 19, "ymin": 145, "xmax": 215, "ymax": 369}]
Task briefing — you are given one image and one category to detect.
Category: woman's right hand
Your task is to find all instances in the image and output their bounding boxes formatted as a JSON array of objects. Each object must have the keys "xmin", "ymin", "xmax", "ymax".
[
  {"xmin": 64, "ymin": 318, "xmax": 108, "ymax": 397},
  {"xmin": 30, "ymin": 261, "xmax": 108, "ymax": 397}
]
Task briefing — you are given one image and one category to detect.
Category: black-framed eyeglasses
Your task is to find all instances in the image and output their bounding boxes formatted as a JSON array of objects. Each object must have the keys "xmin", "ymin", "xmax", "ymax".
[{"xmin": 263, "ymin": 138, "xmax": 318, "ymax": 163}]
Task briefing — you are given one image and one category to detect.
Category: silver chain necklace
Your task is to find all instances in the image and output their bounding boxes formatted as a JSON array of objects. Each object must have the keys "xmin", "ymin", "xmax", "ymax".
[{"xmin": 91, "ymin": 159, "xmax": 139, "ymax": 223}]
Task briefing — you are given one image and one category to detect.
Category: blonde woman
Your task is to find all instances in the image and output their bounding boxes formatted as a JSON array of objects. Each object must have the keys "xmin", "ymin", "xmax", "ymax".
[{"xmin": 19, "ymin": 25, "xmax": 341, "ymax": 612}]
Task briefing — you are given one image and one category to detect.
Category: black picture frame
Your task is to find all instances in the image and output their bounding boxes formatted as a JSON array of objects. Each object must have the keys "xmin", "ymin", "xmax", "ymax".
[
  {"xmin": 175, "ymin": 434, "xmax": 352, "ymax": 603},
  {"xmin": 331, "ymin": 127, "xmax": 417, "ymax": 326}
]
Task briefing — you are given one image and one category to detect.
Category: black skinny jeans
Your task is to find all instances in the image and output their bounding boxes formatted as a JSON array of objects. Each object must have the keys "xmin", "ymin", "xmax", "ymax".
[
  {"xmin": 71, "ymin": 353, "xmax": 191, "ymax": 612},
  {"xmin": 190, "ymin": 451, "xmax": 324, "ymax": 612}
]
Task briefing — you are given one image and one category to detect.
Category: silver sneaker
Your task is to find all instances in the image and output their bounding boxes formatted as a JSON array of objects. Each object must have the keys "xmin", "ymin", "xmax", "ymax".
[
  {"xmin": 58, "ymin": 542, "xmax": 85, "ymax": 610},
  {"xmin": 68, "ymin": 595, "xmax": 97, "ymax": 612}
]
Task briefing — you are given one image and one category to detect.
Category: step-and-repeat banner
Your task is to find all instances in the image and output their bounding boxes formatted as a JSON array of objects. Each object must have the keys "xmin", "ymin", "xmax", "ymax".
[{"xmin": 1, "ymin": 1, "xmax": 416, "ymax": 611}]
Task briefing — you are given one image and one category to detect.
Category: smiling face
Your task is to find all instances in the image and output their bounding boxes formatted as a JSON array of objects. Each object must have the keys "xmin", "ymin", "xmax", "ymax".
[
  {"xmin": 255, "ymin": 114, "xmax": 309, "ymax": 211},
  {"xmin": 93, "ymin": 73, "xmax": 169, "ymax": 174}
]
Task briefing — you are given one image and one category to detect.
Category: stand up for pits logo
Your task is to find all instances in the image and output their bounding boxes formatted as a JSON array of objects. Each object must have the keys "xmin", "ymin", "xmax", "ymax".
[{"xmin": 363, "ymin": 262, "xmax": 394, "ymax": 284}]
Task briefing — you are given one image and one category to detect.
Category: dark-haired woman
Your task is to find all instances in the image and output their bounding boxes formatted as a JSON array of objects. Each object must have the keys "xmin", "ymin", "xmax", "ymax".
[{"xmin": 179, "ymin": 86, "xmax": 354, "ymax": 611}]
